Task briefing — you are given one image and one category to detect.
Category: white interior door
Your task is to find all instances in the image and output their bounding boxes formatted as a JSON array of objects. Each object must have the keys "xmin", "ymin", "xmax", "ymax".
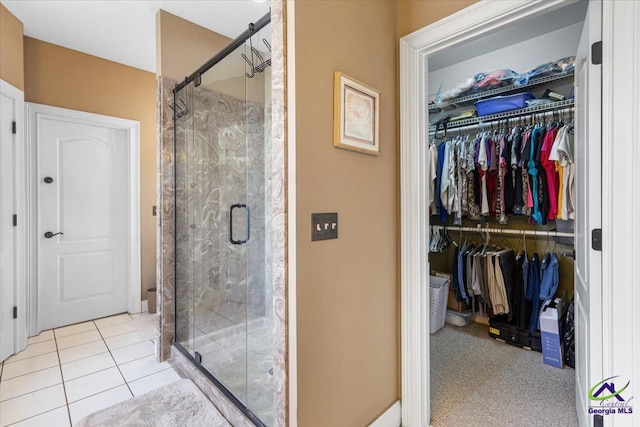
[
  {"xmin": 0, "ymin": 86, "xmax": 18, "ymax": 361},
  {"xmin": 37, "ymin": 113, "xmax": 130, "ymax": 330},
  {"xmin": 574, "ymin": 1, "xmax": 603, "ymax": 426}
]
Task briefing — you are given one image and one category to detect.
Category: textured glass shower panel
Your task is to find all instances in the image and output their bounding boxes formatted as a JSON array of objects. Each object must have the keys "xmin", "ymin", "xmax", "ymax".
[
  {"xmin": 187, "ymin": 42, "xmax": 250, "ymax": 407},
  {"xmin": 244, "ymin": 24, "xmax": 274, "ymax": 427},
  {"xmin": 174, "ymin": 22, "xmax": 273, "ymax": 426}
]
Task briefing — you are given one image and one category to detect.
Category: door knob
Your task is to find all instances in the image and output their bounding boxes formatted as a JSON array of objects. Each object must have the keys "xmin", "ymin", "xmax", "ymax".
[
  {"xmin": 44, "ymin": 231, "xmax": 63, "ymax": 239},
  {"xmin": 44, "ymin": 177, "xmax": 54, "ymax": 184}
]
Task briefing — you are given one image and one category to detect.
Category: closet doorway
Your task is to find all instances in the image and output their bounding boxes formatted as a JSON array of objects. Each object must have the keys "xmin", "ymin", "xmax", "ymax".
[{"xmin": 398, "ymin": 0, "xmax": 624, "ymax": 426}]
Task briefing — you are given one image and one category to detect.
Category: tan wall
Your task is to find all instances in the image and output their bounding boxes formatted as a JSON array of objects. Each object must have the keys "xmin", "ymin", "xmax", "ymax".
[
  {"xmin": 396, "ymin": 0, "xmax": 478, "ymax": 38},
  {"xmin": 0, "ymin": 3, "xmax": 24, "ymax": 90},
  {"xmin": 156, "ymin": 10, "xmax": 231, "ymax": 80},
  {"xmin": 294, "ymin": 1, "xmax": 398, "ymax": 425},
  {"xmin": 23, "ymin": 37, "xmax": 157, "ymax": 300}
]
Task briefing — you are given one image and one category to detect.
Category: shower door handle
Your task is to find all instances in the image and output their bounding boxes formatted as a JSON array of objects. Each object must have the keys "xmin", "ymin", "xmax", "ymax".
[{"xmin": 229, "ymin": 203, "xmax": 250, "ymax": 245}]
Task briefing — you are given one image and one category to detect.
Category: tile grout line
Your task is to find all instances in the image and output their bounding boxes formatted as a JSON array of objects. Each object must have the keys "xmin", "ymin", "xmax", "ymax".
[
  {"xmin": 0, "ymin": 383, "xmax": 66, "ymax": 404},
  {"xmin": 1, "ymin": 388, "xmax": 68, "ymax": 427},
  {"xmin": 0, "ymin": 363, "xmax": 60, "ymax": 382},
  {"xmin": 52, "ymin": 324, "xmax": 140, "ymax": 356},
  {"xmin": 0, "ymin": 367, "xmax": 64, "ymax": 403},
  {"xmin": 65, "ymin": 384, "xmax": 128, "ymax": 407},
  {"xmin": 123, "ymin": 365, "xmax": 174, "ymax": 386},
  {"xmin": 3, "ymin": 324, "xmax": 110, "ymax": 366},
  {"xmin": 2, "ymin": 314, "xmax": 159, "ymax": 426},
  {"xmin": 2, "ymin": 347, "xmax": 58, "ymax": 366},
  {"xmin": 94, "ymin": 320, "xmax": 136, "ymax": 399},
  {"xmin": 52, "ymin": 328, "xmax": 73, "ymax": 427}
]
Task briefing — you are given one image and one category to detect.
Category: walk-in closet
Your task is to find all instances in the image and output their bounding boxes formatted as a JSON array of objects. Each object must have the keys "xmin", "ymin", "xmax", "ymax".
[{"xmin": 426, "ymin": 1, "xmax": 592, "ymax": 425}]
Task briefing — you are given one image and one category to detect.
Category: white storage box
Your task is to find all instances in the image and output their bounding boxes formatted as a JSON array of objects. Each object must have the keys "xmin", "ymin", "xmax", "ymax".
[
  {"xmin": 540, "ymin": 297, "xmax": 566, "ymax": 368},
  {"xmin": 430, "ymin": 276, "xmax": 450, "ymax": 334}
]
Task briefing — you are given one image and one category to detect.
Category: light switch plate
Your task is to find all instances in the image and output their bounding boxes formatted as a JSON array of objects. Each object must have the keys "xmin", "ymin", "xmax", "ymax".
[{"xmin": 312, "ymin": 213, "xmax": 338, "ymax": 241}]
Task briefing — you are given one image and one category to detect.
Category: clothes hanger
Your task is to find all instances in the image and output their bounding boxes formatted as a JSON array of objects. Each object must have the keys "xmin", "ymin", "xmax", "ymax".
[
  {"xmin": 520, "ymin": 231, "xmax": 527, "ymax": 255},
  {"xmin": 544, "ymin": 230, "xmax": 551, "ymax": 255},
  {"xmin": 433, "ymin": 115, "xmax": 451, "ymax": 140}
]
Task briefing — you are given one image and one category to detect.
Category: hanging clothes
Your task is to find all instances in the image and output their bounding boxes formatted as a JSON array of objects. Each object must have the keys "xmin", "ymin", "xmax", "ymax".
[
  {"xmin": 478, "ymin": 134, "xmax": 490, "ymax": 215},
  {"xmin": 511, "ymin": 127, "xmax": 525, "ymax": 215},
  {"xmin": 429, "ymin": 112, "xmax": 574, "ymax": 224},
  {"xmin": 539, "ymin": 252, "xmax": 560, "ymax": 303},
  {"xmin": 513, "ymin": 251, "xmax": 530, "ymax": 330},
  {"xmin": 527, "ymin": 126, "xmax": 543, "ymax": 224},
  {"xmin": 551, "ymin": 123, "xmax": 575, "ymax": 220},
  {"xmin": 435, "ymin": 142, "xmax": 447, "ymax": 223},
  {"xmin": 457, "ymin": 243, "xmax": 470, "ymax": 304},
  {"xmin": 429, "ymin": 143, "xmax": 438, "ymax": 214},
  {"xmin": 446, "ymin": 140, "xmax": 458, "ymax": 214},
  {"xmin": 497, "ymin": 249, "xmax": 516, "ymax": 322},
  {"xmin": 526, "ymin": 253, "xmax": 541, "ymax": 331},
  {"xmin": 540, "ymin": 126, "xmax": 560, "ymax": 220}
]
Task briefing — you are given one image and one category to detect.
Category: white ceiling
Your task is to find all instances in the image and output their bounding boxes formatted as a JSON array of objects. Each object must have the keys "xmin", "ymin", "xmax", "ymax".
[{"xmin": 1, "ymin": 0, "xmax": 270, "ymax": 73}]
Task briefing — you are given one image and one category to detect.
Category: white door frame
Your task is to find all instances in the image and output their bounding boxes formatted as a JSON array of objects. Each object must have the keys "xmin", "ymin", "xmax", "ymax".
[
  {"xmin": 398, "ymin": 0, "xmax": 615, "ymax": 425},
  {"xmin": 25, "ymin": 103, "xmax": 141, "ymax": 336},
  {"xmin": 0, "ymin": 79, "xmax": 27, "ymax": 357}
]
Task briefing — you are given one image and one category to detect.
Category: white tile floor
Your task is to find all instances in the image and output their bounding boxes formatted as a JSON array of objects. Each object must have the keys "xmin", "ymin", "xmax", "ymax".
[{"xmin": 0, "ymin": 313, "xmax": 182, "ymax": 427}]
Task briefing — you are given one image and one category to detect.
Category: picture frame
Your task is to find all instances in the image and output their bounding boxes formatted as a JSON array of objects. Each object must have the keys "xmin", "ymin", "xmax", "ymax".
[{"xmin": 333, "ymin": 71, "xmax": 380, "ymax": 155}]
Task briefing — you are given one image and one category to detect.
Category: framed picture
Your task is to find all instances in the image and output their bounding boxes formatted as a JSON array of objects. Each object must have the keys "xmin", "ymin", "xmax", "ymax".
[{"xmin": 333, "ymin": 71, "xmax": 380, "ymax": 155}]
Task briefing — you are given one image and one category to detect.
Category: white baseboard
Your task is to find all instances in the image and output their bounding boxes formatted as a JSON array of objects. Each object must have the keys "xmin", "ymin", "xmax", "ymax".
[
  {"xmin": 369, "ymin": 400, "xmax": 401, "ymax": 427},
  {"xmin": 141, "ymin": 299, "xmax": 149, "ymax": 313}
]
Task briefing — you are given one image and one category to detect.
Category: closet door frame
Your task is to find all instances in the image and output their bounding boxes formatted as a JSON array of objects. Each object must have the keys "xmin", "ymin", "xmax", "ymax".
[{"xmin": 397, "ymin": 0, "xmax": 639, "ymax": 425}]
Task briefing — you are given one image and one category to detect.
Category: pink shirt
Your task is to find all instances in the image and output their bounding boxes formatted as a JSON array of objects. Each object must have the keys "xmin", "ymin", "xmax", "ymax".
[{"xmin": 540, "ymin": 127, "xmax": 559, "ymax": 219}]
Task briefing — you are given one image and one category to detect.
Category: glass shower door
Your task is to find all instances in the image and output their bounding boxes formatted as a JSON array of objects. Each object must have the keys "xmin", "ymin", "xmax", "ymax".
[
  {"xmin": 243, "ymin": 23, "xmax": 274, "ymax": 426},
  {"xmin": 174, "ymin": 20, "xmax": 272, "ymax": 426}
]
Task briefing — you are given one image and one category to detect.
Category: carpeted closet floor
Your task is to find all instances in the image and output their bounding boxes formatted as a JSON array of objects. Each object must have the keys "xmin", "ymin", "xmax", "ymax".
[{"xmin": 430, "ymin": 322, "xmax": 578, "ymax": 427}]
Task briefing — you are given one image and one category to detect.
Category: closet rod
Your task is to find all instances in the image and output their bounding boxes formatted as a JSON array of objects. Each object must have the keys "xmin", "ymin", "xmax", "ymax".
[
  {"xmin": 431, "ymin": 225, "xmax": 574, "ymax": 239},
  {"xmin": 432, "ymin": 106, "xmax": 574, "ymax": 135},
  {"xmin": 429, "ymin": 107, "xmax": 575, "ymax": 135}
]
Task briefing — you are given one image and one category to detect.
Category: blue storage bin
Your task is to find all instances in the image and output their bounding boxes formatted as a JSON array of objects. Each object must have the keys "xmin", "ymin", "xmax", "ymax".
[{"xmin": 474, "ymin": 92, "xmax": 533, "ymax": 116}]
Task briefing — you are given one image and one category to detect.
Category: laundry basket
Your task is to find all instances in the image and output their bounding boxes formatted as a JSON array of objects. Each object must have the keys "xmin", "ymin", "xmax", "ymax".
[{"xmin": 429, "ymin": 276, "xmax": 449, "ymax": 334}]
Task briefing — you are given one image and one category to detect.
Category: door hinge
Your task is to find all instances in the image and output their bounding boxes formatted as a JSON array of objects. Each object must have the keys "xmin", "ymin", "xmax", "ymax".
[
  {"xmin": 13, "ymin": 214, "xmax": 17, "ymax": 227},
  {"xmin": 592, "ymin": 228, "xmax": 602, "ymax": 251},
  {"xmin": 594, "ymin": 414, "xmax": 603, "ymax": 427},
  {"xmin": 12, "ymin": 121, "xmax": 17, "ymax": 134},
  {"xmin": 13, "ymin": 306, "xmax": 17, "ymax": 319},
  {"xmin": 591, "ymin": 41, "xmax": 602, "ymax": 65}
]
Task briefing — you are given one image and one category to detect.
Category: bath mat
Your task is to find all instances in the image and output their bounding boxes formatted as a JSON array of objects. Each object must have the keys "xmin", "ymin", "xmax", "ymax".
[{"xmin": 75, "ymin": 379, "xmax": 231, "ymax": 427}]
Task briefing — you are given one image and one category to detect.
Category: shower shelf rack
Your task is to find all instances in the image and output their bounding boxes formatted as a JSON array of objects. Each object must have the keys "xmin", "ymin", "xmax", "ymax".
[{"xmin": 241, "ymin": 38, "xmax": 272, "ymax": 79}]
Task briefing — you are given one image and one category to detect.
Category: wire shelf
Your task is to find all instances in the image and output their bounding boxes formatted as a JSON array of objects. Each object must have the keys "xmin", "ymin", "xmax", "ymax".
[
  {"xmin": 429, "ymin": 99, "xmax": 574, "ymax": 134},
  {"xmin": 428, "ymin": 72, "xmax": 575, "ymax": 113}
]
